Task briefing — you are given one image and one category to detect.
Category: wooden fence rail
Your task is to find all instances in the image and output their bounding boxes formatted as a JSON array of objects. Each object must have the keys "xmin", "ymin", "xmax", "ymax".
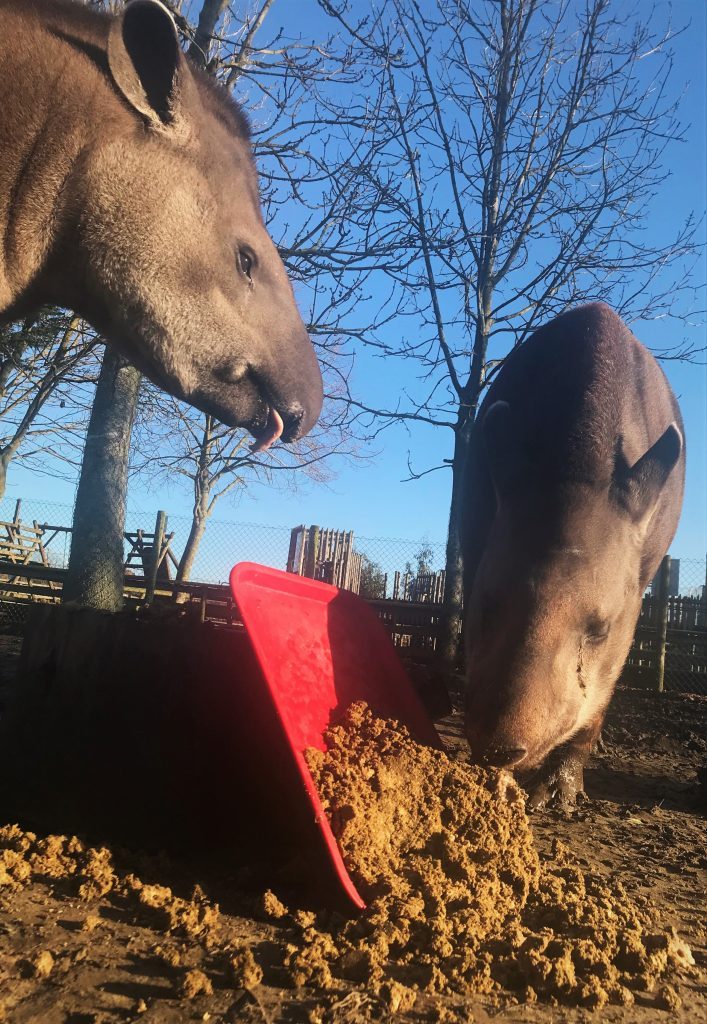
[
  {"xmin": 0, "ymin": 548, "xmax": 704, "ymax": 691},
  {"xmin": 638, "ymin": 593, "xmax": 707, "ymax": 630},
  {"xmin": 0, "ymin": 508, "xmax": 178, "ymax": 607}
]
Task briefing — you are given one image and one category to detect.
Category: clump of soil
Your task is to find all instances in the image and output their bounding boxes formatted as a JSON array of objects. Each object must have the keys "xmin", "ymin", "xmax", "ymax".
[
  {"xmin": 0, "ymin": 824, "xmax": 117, "ymax": 899},
  {"xmin": 294, "ymin": 702, "xmax": 694, "ymax": 1008},
  {"xmin": 179, "ymin": 967, "xmax": 213, "ymax": 998},
  {"xmin": 0, "ymin": 823, "xmax": 221, "ymax": 947}
]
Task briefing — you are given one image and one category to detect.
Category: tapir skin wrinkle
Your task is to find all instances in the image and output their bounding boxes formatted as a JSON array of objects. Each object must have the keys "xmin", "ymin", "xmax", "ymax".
[
  {"xmin": 0, "ymin": 0, "xmax": 323, "ymax": 443},
  {"xmin": 463, "ymin": 303, "xmax": 684, "ymax": 808},
  {"xmin": 576, "ymin": 641, "xmax": 586, "ymax": 694}
]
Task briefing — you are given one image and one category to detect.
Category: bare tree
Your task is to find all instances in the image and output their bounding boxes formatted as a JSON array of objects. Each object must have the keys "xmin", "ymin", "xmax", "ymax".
[
  {"xmin": 0, "ymin": 312, "xmax": 97, "ymax": 499},
  {"xmin": 132, "ymin": 381, "xmax": 356, "ymax": 597},
  {"xmin": 318, "ymin": 0, "xmax": 704, "ymax": 662}
]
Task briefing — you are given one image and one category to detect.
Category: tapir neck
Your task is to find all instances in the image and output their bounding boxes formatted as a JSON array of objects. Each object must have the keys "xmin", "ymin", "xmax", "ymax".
[{"xmin": 0, "ymin": 1, "xmax": 127, "ymax": 315}]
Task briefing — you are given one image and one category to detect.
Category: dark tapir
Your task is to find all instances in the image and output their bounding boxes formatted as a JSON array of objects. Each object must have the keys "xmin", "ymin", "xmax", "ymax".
[
  {"xmin": 463, "ymin": 303, "xmax": 685, "ymax": 807},
  {"xmin": 0, "ymin": 0, "xmax": 322, "ymax": 449}
]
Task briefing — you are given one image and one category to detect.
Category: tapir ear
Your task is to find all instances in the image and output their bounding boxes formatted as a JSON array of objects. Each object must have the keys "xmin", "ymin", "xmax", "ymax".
[
  {"xmin": 108, "ymin": 0, "xmax": 184, "ymax": 127},
  {"xmin": 482, "ymin": 401, "xmax": 516, "ymax": 500},
  {"xmin": 611, "ymin": 422, "xmax": 683, "ymax": 524}
]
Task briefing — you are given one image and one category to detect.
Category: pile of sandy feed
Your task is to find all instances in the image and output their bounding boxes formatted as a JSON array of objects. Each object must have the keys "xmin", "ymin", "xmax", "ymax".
[
  {"xmin": 286, "ymin": 702, "xmax": 695, "ymax": 1009},
  {"xmin": 0, "ymin": 702, "xmax": 698, "ymax": 1017}
]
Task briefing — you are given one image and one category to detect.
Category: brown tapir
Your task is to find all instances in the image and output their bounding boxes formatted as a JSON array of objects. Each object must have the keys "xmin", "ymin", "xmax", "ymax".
[
  {"xmin": 463, "ymin": 303, "xmax": 685, "ymax": 807},
  {"xmin": 0, "ymin": 0, "xmax": 322, "ymax": 449}
]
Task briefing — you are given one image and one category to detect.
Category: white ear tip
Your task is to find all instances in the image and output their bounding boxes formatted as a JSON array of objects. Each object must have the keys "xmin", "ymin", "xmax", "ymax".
[
  {"xmin": 124, "ymin": 0, "xmax": 177, "ymax": 30},
  {"xmin": 663, "ymin": 421, "xmax": 683, "ymax": 461},
  {"xmin": 483, "ymin": 400, "xmax": 510, "ymax": 422}
]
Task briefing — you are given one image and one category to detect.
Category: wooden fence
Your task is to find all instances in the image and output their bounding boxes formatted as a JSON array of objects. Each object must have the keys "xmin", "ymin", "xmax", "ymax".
[
  {"xmin": 392, "ymin": 569, "xmax": 446, "ymax": 603},
  {"xmin": 0, "ymin": 560, "xmax": 240, "ymax": 629},
  {"xmin": 637, "ymin": 594, "xmax": 706, "ymax": 630},
  {"xmin": 367, "ymin": 598, "xmax": 443, "ymax": 652},
  {"xmin": 287, "ymin": 524, "xmax": 363, "ymax": 593},
  {"xmin": 1, "ymin": 534, "xmax": 704, "ymax": 693},
  {"xmin": 622, "ymin": 569, "xmax": 707, "ymax": 694},
  {"xmin": 0, "ymin": 508, "xmax": 178, "ymax": 612},
  {"xmin": 0, "ymin": 499, "xmax": 60, "ymax": 581}
]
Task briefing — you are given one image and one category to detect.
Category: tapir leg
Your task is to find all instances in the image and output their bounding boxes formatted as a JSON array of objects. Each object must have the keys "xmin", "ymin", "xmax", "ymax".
[{"xmin": 523, "ymin": 713, "xmax": 605, "ymax": 810}]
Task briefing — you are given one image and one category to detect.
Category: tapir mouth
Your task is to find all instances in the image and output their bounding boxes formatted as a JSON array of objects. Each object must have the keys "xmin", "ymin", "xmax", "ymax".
[
  {"xmin": 467, "ymin": 726, "xmax": 558, "ymax": 773},
  {"xmin": 471, "ymin": 734, "xmax": 562, "ymax": 774},
  {"xmin": 250, "ymin": 407, "xmax": 284, "ymax": 453},
  {"xmin": 478, "ymin": 746, "xmax": 529, "ymax": 769}
]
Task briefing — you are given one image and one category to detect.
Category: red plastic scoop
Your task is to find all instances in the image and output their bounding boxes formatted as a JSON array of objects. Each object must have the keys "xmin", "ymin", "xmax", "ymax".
[{"xmin": 229, "ymin": 562, "xmax": 442, "ymax": 911}]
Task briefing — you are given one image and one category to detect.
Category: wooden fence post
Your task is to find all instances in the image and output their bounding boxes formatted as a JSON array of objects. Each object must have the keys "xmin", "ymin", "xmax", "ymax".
[
  {"xmin": 145, "ymin": 510, "xmax": 167, "ymax": 606},
  {"xmin": 304, "ymin": 525, "xmax": 320, "ymax": 580},
  {"xmin": 655, "ymin": 554, "xmax": 671, "ymax": 694}
]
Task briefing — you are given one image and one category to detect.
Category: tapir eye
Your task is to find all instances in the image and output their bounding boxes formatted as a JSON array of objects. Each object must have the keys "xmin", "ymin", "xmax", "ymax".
[
  {"xmin": 238, "ymin": 249, "xmax": 254, "ymax": 281},
  {"xmin": 585, "ymin": 618, "xmax": 610, "ymax": 645}
]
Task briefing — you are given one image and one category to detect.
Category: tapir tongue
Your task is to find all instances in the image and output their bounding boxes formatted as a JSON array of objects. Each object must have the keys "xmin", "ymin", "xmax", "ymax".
[{"xmin": 250, "ymin": 407, "xmax": 284, "ymax": 453}]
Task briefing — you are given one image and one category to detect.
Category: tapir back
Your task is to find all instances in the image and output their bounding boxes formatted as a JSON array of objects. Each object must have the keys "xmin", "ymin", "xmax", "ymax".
[{"xmin": 463, "ymin": 303, "xmax": 684, "ymax": 600}]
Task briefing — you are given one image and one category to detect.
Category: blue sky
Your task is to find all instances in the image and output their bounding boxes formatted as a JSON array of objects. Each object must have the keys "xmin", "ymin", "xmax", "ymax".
[{"xmin": 6, "ymin": 0, "xmax": 706, "ymax": 564}]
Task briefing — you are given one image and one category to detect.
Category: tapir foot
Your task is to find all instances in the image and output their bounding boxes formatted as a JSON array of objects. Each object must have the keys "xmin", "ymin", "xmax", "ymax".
[{"xmin": 522, "ymin": 748, "xmax": 588, "ymax": 811}]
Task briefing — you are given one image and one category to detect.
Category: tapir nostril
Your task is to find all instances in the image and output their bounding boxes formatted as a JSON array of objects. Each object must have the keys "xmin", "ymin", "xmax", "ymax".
[
  {"xmin": 482, "ymin": 747, "xmax": 528, "ymax": 768},
  {"xmin": 281, "ymin": 405, "xmax": 305, "ymax": 443}
]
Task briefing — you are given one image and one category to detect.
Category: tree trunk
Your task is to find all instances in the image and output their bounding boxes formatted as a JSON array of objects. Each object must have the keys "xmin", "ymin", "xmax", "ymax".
[
  {"xmin": 188, "ymin": 0, "xmax": 229, "ymax": 68},
  {"xmin": 0, "ymin": 450, "xmax": 11, "ymax": 501},
  {"xmin": 0, "ymin": 316, "xmax": 37, "ymax": 497},
  {"xmin": 437, "ymin": 418, "xmax": 473, "ymax": 667},
  {"xmin": 62, "ymin": 348, "xmax": 141, "ymax": 611},
  {"xmin": 173, "ymin": 510, "xmax": 208, "ymax": 603},
  {"xmin": 437, "ymin": 295, "xmax": 493, "ymax": 670},
  {"xmin": 173, "ymin": 422, "xmax": 213, "ymax": 603},
  {"xmin": 435, "ymin": 9, "xmax": 507, "ymax": 668}
]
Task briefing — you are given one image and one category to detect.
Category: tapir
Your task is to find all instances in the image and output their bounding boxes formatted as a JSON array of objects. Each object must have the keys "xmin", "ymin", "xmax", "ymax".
[
  {"xmin": 463, "ymin": 303, "xmax": 685, "ymax": 807},
  {"xmin": 0, "ymin": 0, "xmax": 322, "ymax": 449}
]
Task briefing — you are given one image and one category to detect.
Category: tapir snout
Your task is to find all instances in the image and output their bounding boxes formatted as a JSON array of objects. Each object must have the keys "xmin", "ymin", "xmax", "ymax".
[
  {"xmin": 190, "ymin": 318, "xmax": 323, "ymax": 448},
  {"xmin": 465, "ymin": 583, "xmax": 598, "ymax": 772}
]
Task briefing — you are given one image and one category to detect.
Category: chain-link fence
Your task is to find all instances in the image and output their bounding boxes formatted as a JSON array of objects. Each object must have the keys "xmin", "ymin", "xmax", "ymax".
[{"xmin": 0, "ymin": 496, "xmax": 447, "ymax": 594}]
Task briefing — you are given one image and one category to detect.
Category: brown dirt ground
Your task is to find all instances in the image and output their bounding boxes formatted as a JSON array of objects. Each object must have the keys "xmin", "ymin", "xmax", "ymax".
[{"xmin": 0, "ymin": 637, "xmax": 705, "ymax": 1024}]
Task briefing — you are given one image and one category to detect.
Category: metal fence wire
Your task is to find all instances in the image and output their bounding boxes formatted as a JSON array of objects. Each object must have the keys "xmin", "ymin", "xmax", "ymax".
[
  {"xmin": 0, "ymin": 497, "xmax": 448, "ymax": 592},
  {"xmin": 0, "ymin": 496, "xmax": 705, "ymax": 694}
]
